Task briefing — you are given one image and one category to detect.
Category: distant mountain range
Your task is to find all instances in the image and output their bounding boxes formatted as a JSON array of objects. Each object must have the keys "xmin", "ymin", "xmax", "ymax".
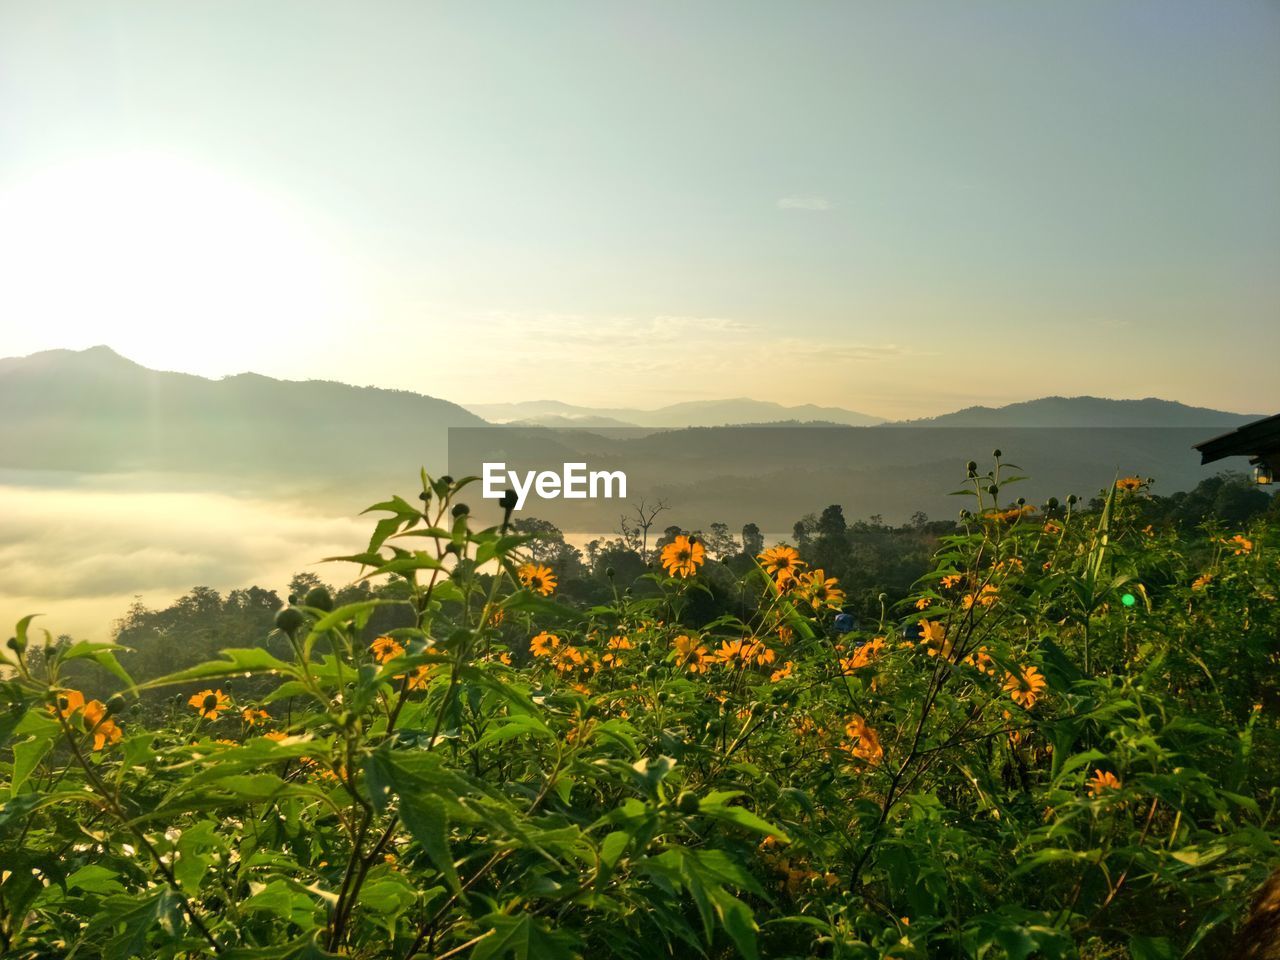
[
  {"xmin": 895, "ymin": 396, "xmax": 1264, "ymax": 428},
  {"xmin": 464, "ymin": 398, "xmax": 884, "ymax": 428},
  {"xmin": 0, "ymin": 346, "xmax": 1269, "ymax": 518},
  {"xmin": 0, "ymin": 346, "xmax": 483, "ymax": 499}
]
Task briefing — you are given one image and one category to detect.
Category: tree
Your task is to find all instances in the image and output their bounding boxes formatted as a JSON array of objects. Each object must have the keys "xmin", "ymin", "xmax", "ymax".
[
  {"xmin": 703, "ymin": 522, "xmax": 739, "ymax": 559},
  {"xmin": 741, "ymin": 523, "xmax": 764, "ymax": 559},
  {"xmin": 619, "ymin": 498, "xmax": 669, "ymax": 562}
]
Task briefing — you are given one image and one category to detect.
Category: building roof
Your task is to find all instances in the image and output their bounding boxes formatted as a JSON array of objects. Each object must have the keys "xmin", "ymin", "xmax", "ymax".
[{"xmin": 1194, "ymin": 413, "xmax": 1280, "ymax": 465}]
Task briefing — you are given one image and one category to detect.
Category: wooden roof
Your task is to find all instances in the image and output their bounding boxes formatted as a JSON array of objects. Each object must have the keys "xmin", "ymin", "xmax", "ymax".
[{"xmin": 1194, "ymin": 413, "xmax": 1280, "ymax": 465}]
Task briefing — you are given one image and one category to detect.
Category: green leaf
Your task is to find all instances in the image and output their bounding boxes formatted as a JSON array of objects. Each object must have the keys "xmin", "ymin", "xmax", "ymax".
[
  {"xmin": 139, "ymin": 648, "xmax": 300, "ymax": 690},
  {"xmin": 10, "ymin": 714, "xmax": 58, "ymax": 796},
  {"xmin": 59, "ymin": 640, "xmax": 135, "ymax": 687},
  {"xmin": 399, "ymin": 793, "xmax": 462, "ymax": 894}
]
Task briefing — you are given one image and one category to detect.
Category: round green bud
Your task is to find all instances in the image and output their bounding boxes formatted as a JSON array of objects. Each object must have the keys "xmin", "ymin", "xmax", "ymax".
[
  {"xmin": 304, "ymin": 587, "xmax": 333, "ymax": 611},
  {"xmin": 675, "ymin": 791, "xmax": 700, "ymax": 815},
  {"xmin": 992, "ymin": 449, "xmax": 1002, "ymax": 458},
  {"xmin": 605, "ymin": 567, "xmax": 615, "ymax": 579},
  {"xmin": 105, "ymin": 693, "xmax": 127, "ymax": 716},
  {"xmin": 275, "ymin": 607, "xmax": 305, "ymax": 635},
  {"xmin": 451, "ymin": 503, "xmax": 470, "ymax": 518}
]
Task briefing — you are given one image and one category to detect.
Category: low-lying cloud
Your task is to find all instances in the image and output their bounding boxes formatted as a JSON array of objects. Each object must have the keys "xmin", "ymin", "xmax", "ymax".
[{"xmin": 0, "ymin": 478, "xmax": 371, "ymax": 640}]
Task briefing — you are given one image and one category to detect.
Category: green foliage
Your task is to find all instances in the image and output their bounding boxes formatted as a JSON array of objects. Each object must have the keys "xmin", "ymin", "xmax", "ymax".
[{"xmin": 2, "ymin": 465, "xmax": 1278, "ymax": 959}]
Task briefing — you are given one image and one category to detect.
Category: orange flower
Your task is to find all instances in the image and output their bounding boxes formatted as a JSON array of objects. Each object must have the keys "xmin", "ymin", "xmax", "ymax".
[
  {"xmin": 1228, "ymin": 535, "xmax": 1253, "ymax": 556},
  {"xmin": 777, "ymin": 625, "xmax": 794, "ymax": 645},
  {"xmin": 962, "ymin": 584, "xmax": 999, "ymax": 610},
  {"xmin": 1116, "ymin": 476, "xmax": 1143, "ymax": 493},
  {"xmin": 1003, "ymin": 665, "xmax": 1047, "ymax": 709},
  {"xmin": 263, "ymin": 731, "xmax": 289, "ymax": 742},
  {"xmin": 370, "ymin": 636, "xmax": 405, "ymax": 664},
  {"xmin": 758, "ymin": 546, "xmax": 805, "ymax": 582},
  {"xmin": 940, "ymin": 574, "xmax": 962, "ymax": 589},
  {"xmin": 189, "ymin": 689, "xmax": 230, "ymax": 720},
  {"xmin": 802, "ymin": 569, "xmax": 844, "ymax": 609},
  {"xmin": 80, "ymin": 699, "xmax": 122, "ymax": 751},
  {"xmin": 1043, "ymin": 521, "xmax": 1062, "ymax": 535},
  {"xmin": 529, "ymin": 631, "xmax": 561, "ymax": 658},
  {"xmin": 840, "ymin": 636, "xmax": 886, "ymax": 673},
  {"xmin": 1087, "ymin": 769, "xmax": 1122, "ymax": 796},
  {"xmin": 405, "ymin": 665, "xmax": 433, "ymax": 690},
  {"xmin": 660, "ymin": 535, "xmax": 706, "ymax": 578},
  {"xmin": 518, "ymin": 563, "xmax": 557, "ymax": 596},
  {"xmin": 52, "ymin": 688, "xmax": 86, "ymax": 718},
  {"xmin": 919, "ymin": 620, "xmax": 953, "ymax": 660},
  {"xmin": 770, "ymin": 661, "xmax": 794, "ymax": 683},
  {"xmin": 843, "ymin": 715, "xmax": 884, "ymax": 765},
  {"xmin": 1192, "ymin": 573, "xmax": 1213, "ymax": 591},
  {"xmin": 914, "ymin": 597, "xmax": 931, "ymax": 610},
  {"xmin": 674, "ymin": 634, "xmax": 711, "ymax": 674},
  {"xmin": 551, "ymin": 645, "xmax": 588, "ymax": 675},
  {"xmin": 242, "ymin": 708, "xmax": 270, "ymax": 726}
]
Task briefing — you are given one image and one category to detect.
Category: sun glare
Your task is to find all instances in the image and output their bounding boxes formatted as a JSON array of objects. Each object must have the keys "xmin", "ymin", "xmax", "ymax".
[{"xmin": 0, "ymin": 151, "xmax": 353, "ymax": 375}]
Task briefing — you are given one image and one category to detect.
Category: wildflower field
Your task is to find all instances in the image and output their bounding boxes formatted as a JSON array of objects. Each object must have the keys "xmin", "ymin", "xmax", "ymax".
[{"xmin": 2, "ymin": 461, "xmax": 1278, "ymax": 959}]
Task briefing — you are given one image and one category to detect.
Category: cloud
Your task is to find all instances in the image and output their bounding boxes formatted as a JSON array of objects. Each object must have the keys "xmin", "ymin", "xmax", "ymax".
[{"xmin": 777, "ymin": 196, "xmax": 832, "ymax": 211}]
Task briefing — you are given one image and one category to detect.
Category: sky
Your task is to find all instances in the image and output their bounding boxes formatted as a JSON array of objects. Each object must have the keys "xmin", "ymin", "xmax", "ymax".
[{"xmin": 0, "ymin": 1, "xmax": 1277, "ymax": 419}]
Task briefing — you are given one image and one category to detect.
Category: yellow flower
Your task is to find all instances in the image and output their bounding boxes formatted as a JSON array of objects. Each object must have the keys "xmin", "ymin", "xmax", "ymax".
[
  {"xmin": 777, "ymin": 625, "xmax": 794, "ymax": 645},
  {"xmin": 918, "ymin": 620, "xmax": 953, "ymax": 660},
  {"xmin": 80, "ymin": 699, "xmax": 122, "ymax": 751},
  {"xmin": 758, "ymin": 545, "xmax": 804, "ymax": 582},
  {"xmin": 770, "ymin": 661, "xmax": 794, "ymax": 683},
  {"xmin": 1003, "ymin": 665, "xmax": 1047, "ymax": 709},
  {"xmin": 660, "ymin": 535, "xmax": 706, "ymax": 578},
  {"xmin": 914, "ymin": 597, "xmax": 931, "ymax": 610},
  {"xmin": 1116, "ymin": 476, "xmax": 1143, "ymax": 493},
  {"xmin": 263, "ymin": 731, "xmax": 289, "ymax": 742},
  {"xmin": 674, "ymin": 634, "xmax": 711, "ymax": 674},
  {"xmin": 529, "ymin": 631, "xmax": 561, "ymax": 658},
  {"xmin": 940, "ymin": 574, "xmax": 962, "ymax": 589},
  {"xmin": 370, "ymin": 636, "xmax": 405, "ymax": 664},
  {"xmin": 1191, "ymin": 573, "xmax": 1213, "ymax": 591},
  {"xmin": 241, "ymin": 708, "xmax": 270, "ymax": 726},
  {"xmin": 963, "ymin": 645, "xmax": 996, "ymax": 676},
  {"xmin": 1087, "ymin": 769, "xmax": 1122, "ymax": 796},
  {"xmin": 518, "ymin": 563, "xmax": 557, "ymax": 596},
  {"xmin": 1043, "ymin": 521, "xmax": 1062, "ymax": 535},
  {"xmin": 802, "ymin": 569, "xmax": 844, "ymax": 609},
  {"xmin": 715, "ymin": 638, "xmax": 775, "ymax": 667},
  {"xmin": 843, "ymin": 715, "xmax": 884, "ymax": 765},
  {"xmin": 189, "ymin": 689, "xmax": 230, "ymax": 720},
  {"xmin": 602, "ymin": 635, "xmax": 633, "ymax": 669}
]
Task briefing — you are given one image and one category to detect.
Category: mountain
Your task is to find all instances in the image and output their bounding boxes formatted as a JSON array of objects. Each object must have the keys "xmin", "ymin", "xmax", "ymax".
[
  {"xmin": 891, "ymin": 396, "xmax": 1262, "ymax": 428},
  {"xmin": 465, "ymin": 397, "xmax": 884, "ymax": 427},
  {"xmin": 0, "ymin": 346, "xmax": 484, "ymax": 494}
]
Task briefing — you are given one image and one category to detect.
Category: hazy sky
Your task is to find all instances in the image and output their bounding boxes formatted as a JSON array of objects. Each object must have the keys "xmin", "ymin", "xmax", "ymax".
[{"xmin": 1, "ymin": 1, "xmax": 1277, "ymax": 418}]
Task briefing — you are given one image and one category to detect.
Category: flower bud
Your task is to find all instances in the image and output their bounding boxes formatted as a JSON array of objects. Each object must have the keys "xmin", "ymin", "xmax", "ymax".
[
  {"xmin": 304, "ymin": 587, "xmax": 333, "ymax": 612},
  {"xmin": 275, "ymin": 606, "xmax": 305, "ymax": 636},
  {"xmin": 451, "ymin": 503, "xmax": 470, "ymax": 518}
]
